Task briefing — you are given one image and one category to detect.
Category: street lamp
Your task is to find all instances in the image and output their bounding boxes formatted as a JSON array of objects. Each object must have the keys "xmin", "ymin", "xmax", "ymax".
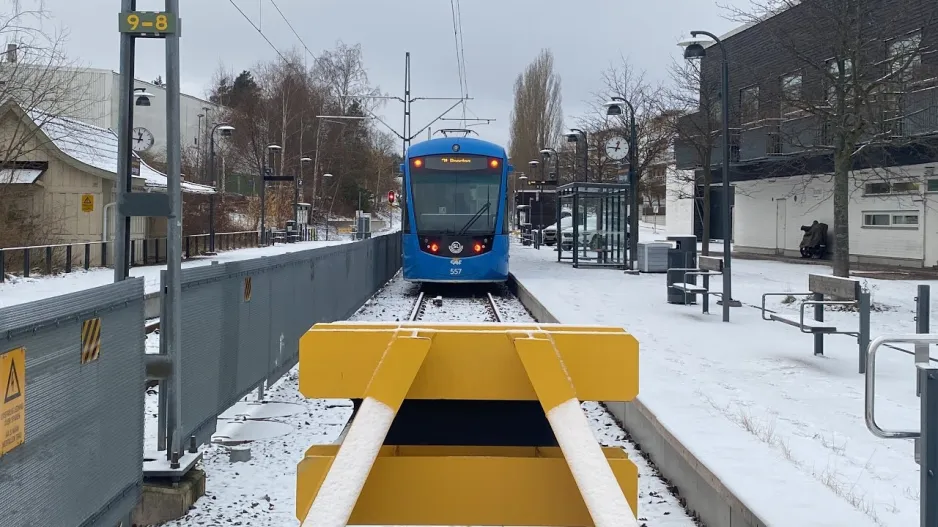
[
  {"xmin": 604, "ymin": 96, "xmax": 639, "ymax": 271},
  {"xmin": 682, "ymin": 30, "xmax": 739, "ymax": 322},
  {"xmin": 539, "ymin": 148, "xmax": 562, "ymax": 182},
  {"xmin": 566, "ymin": 129, "xmax": 588, "ymax": 182},
  {"xmin": 133, "ymin": 88, "xmax": 154, "ymax": 107},
  {"xmin": 208, "ymin": 123, "xmax": 235, "ymax": 254},
  {"xmin": 260, "ymin": 144, "xmax": 281, "ymax": 245},
  {"xmin": 298, "ymin": 156, "xmax": 312, "ymax": 227}
]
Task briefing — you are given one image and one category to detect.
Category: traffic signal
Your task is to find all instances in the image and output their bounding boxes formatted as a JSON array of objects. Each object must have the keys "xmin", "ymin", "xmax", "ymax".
[{"xmin": 388, "ymin": 190, "xmax": 396, "ymax": 204}]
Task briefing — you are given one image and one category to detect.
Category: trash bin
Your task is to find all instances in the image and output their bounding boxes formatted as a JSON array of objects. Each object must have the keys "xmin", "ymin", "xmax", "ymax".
[{"xmin": 667, "ymin": 235, "xmax": 698, "ymax": 305}]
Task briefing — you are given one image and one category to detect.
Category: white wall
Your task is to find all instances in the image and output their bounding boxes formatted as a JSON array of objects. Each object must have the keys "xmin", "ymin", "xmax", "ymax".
[
  {"xmin": 665, "ymin": 167, "xmax": 696, "ymax": 236},
  {"xmin": 124, "ymin": 78, "xmax": 220, "ymax": 162},
  {"xmin": 734, "ymin": 163, "xmax": 938, "ymax": 267}
]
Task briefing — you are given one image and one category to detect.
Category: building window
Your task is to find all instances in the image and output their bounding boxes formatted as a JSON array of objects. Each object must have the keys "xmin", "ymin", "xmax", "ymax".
[
  {"xmin": 826, "ymin": 58, "xmax": 854, "ymax": 103},
  {"xmin": 740, "ymin": 85, "xmax": 759, "ymax": 123},
  {"xmin": 891, "ymin": 181, "xmax": 920, "ymax": 193},
  {"xmin": 864, "ymin": 181, "xmax": 920, "ymax": 195},
  {"xmin": 893, "ymin": 213, "xmax": 919, "ymax": 226},
  {"xmin": 863, "ymin": 211, "xmax": 919, "ymax": 228},
  {"xmin": 780, "ymin": 72, "xmax": 802, "ymax": 115},
  {"xmin": 864, "ymin": 182, "xmax": 890, "ymax": 195},
  {"xmin": 886, "ymin": 31, "xmax": 922, "ymax": 83},
  {"xmin": 927, "ymin": 178, "xmax": 938, "ymax": 192}
]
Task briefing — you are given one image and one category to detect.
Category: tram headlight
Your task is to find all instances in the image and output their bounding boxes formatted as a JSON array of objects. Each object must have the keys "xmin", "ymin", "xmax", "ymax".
[
  {"xmin": 429, "ymin": 242, "xmax": 439, "ymax": 253},
  {"xmin": 473, "ymin": 243, "xmax": 483, "ymax": 253}
]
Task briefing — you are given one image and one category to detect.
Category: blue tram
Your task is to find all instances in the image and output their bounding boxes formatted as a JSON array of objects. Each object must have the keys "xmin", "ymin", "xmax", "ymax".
[{"xmin": 400, "ymin": 137, "xmax": 511, "ymax": 282}]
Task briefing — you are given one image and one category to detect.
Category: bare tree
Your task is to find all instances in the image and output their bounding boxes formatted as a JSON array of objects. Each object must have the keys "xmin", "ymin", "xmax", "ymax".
[
  {"xmin": 724, "ymin": 0, "xmax": 938, "ymax": 275},
  {"xmin": 0, "ymin": 3, "xmax": 93, "ymax": 250},
  {"xmin": 580, "ymin": 58, "xmax": 675, "ymax": 190},
  {"xmin": 662, "ymin": 56, "xmax": 722, "ymax": 254},
  {"xmin": 509, "ymin": 49, "xmax": 564, "ymax": 169}
]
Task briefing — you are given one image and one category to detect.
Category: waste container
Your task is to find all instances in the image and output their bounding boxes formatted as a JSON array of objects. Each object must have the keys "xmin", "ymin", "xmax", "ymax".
[{"xmin": 667, "ymin": 235, "xmax": 698, "ymax": 304}]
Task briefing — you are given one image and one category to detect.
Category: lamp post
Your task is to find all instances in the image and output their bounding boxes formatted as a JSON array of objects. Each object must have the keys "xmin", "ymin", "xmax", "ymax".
[
  {"xmin": 604, "ymin": 96, "xmax": 639, "ymax": 271},
  {"xmin": 208, "ymin": 123, "xmax": 234, "ymax": 254},
  {"xmin": 298, "ymin": 156, "xmax": 312, "ymax": 226},
  {"xmin": 683, "ymin": 30, "xmax": 739, "ymax": 322},
  {"xmin": 539, "ymin": 148, "xmax": 561, "ymax": 182},
  {"xmin": 321, "ymin": 172, "xmax": 334, "ymax": 240},
  {"xmin": 260, "ymin": 144, "xmax": 281, "ymax": 246},
  {"xmin": 114, "ymin": 87, "xmax": 156, "ymax": 282},
  {"xmin": 566, "ymin": 129, "xmax": 588, "ymax": 182}
]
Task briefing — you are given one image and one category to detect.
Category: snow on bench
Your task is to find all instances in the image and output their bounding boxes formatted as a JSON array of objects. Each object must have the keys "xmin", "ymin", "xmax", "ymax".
[{"xmin": 671, "ymin": 282, "xmax": 708, "ymax": 294}]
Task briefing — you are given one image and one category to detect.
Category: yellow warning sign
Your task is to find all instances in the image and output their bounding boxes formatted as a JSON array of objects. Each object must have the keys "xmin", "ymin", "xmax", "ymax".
[
  {"xmin": 81, "ymin": 193, "xmax": 94, "ymax": 212},
  {"xmin": 80, "ymin": 317, "xmax": 102, "ymax": 365},
  {"xmin": 1, "ymin": 347, "xmax": 25, "ymax": 456},
  {"xmin": 243, "ymin": 276, "xmax": 252, "ymax": 302}
]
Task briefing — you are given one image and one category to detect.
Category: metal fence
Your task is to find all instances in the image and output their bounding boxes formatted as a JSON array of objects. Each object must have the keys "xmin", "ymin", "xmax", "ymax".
[
  {"xmin": 0, "ymin": 232, "xmax": 402, "ymax": 526},
  {"xmin": 156, "ymin": 232, "xmax": 403, "ymax": 456},
  {"xmin": 0, "ymin": 278, "xmax": 146, "ymax": 527}
]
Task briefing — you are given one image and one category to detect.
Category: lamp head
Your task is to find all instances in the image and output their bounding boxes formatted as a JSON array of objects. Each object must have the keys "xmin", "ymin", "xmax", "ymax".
[
  {"xmin": 682, "ymin": 42, "xmax": 707, "ymax": 59},
  {"xmin": 133, "ymin": 88, "xmax": 154, "ymax": 107}
]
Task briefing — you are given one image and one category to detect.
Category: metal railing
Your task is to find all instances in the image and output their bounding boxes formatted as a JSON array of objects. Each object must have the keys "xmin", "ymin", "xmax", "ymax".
[
  {"xmin": 864, "ymin": 334, "xmax": 938, "ymax": 526},
  {"xmin": 0, "ymin": 230, "xmax": 262, "ymax": 282}
]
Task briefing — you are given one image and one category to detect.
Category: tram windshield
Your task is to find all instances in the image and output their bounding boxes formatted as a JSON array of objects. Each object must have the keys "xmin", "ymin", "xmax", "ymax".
[{"xmin": 409, "ymin": 155, "xmax": 502, "ymax": 234}]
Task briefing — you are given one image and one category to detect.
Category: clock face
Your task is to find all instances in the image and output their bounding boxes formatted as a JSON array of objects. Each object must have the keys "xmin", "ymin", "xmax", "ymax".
[
  {"xmin": 604, "ymin": 136, "xmax": 629, "ymax": 161},
  {"xmin": 132, "ymin": 127, "xmax": 154, "ymax": 152}
]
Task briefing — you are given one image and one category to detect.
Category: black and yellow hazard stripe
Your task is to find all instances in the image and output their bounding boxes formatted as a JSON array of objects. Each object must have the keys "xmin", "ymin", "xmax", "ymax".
[{"xmin": 80, "ymin": 317, "xmax": 102, "ymax": 365}]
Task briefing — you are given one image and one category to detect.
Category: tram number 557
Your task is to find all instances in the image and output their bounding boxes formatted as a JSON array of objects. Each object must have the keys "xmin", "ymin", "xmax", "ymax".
[{"xmin": 450, "ymin": 258, "xmax": 462, "ymax": 275}]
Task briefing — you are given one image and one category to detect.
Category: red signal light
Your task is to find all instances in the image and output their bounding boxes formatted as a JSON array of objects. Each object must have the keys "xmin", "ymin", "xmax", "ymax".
[
  {"xmin": 429, "ymin": 242, "xmax": 439, "ymax": 253},
  {"xmin": 413, "ymin": 158, "xmax": 423, "ymax": 168},
  {"xmin": 388, "ymin": 190, "xmax": 396, "ymax": 204},
  {"xmin": 473, "ymin": 243, "xmax": 483, "ymax": 253}
]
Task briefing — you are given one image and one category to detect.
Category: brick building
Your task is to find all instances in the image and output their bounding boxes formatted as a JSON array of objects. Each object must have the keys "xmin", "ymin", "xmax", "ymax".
[{"xmin": 668, "ymin": 0, "xmax": 938, "ymax": 267}]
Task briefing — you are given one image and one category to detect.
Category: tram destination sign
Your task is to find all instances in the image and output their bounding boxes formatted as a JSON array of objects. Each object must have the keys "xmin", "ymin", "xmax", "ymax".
[{"xmin": 420, "ymin": 155, "xmax": 497, "ymax": 171}]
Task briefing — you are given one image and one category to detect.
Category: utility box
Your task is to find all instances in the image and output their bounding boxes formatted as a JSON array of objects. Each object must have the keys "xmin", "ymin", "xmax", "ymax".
[
  {"xmin": 637, "ymin": 242, "xmax": 670, "ymax": 273},
  {"xmin": 356, "ymin": 212, "xmax": 372, "ymax": 240},
  {"xmin": 666, "ymin": 236, "xmax": 698, "ymax": 305}
]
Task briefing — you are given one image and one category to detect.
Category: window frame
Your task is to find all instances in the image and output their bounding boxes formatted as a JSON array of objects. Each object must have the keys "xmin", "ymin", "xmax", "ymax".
[
  {"xmin": 739, "ymin": 84, "xmax": 760, "ymax": 124},
  {"xmin": 779, "ymin": 71, "xmax": 803, "ymax": 116},
  {"xmin": 862, "ymin": 210, "xmax": 920, "ymax": 229}
]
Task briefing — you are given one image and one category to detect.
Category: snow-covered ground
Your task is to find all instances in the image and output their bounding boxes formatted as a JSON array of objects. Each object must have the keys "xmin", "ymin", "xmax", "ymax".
[
  {"xmin": 0, "ymin": 239, "xmax": 351, "ymax": 308},
  {"xmin": 512, "ymin": 224, "xmax": 931, "ymax": 526},
  {"xmin": 151, "ymin": 273, "xmax": 696, "ymax": 526}
]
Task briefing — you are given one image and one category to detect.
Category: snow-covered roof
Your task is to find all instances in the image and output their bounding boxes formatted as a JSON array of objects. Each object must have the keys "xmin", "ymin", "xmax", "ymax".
[{"xmin": 28, "ymin": 109, "xmax": 215, "ymax": 194}]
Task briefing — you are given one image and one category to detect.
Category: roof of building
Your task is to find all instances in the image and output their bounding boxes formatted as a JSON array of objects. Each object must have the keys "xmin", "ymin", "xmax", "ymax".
[{"xmin": 26, "ymin": 108, "xmax": 215, "ymax": 194}]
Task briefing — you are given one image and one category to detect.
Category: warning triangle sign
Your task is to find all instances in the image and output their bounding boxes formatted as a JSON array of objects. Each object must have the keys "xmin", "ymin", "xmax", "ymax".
[{"xmin": 4, "ymin": 359, "xmax": 21, "ymax": 403}]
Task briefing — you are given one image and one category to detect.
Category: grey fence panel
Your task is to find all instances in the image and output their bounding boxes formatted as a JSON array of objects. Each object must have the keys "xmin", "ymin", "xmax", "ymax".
[
  {"xmin": 166, "ymin": 232, "xmax": 403, "ymax": 452},
  {"xmin": 0, "ymin": 279, "xmax": 145, "ymax": 527},
  {"xmin": 173, "ymin": 264, "xmax": 228, "ymax": 448}
]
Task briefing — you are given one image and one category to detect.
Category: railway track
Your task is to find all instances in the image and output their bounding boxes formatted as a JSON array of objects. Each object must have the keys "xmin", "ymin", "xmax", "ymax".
[{"xmin": 408, "ymin": 288, "xmax": 504, "ymax": 322}]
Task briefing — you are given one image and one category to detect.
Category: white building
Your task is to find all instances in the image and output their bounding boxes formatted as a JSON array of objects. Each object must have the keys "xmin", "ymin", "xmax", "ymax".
[
  {"xmin": 667, "ymin": 163, "xmax": 938, "ymax": 268},
  {"xmin": 5, "ymin": 64, "xmax": 224, "ymax": 166}
]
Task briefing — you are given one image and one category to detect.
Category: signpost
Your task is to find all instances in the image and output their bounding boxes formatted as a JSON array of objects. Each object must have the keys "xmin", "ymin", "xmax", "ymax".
[{"xmin": 115, "ymin": 0, "xmax": 190, "ymax": 477}]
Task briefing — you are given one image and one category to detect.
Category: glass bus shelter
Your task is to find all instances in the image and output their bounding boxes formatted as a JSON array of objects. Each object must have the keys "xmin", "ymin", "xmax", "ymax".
[{"xmin": 556, "ymin": 182, "xmax": 630, "ymax": 269}]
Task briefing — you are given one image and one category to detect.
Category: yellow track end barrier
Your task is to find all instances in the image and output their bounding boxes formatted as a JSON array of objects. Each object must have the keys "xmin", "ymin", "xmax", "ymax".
[{"xmin": 296, "ymin": 322, "xmax": 641, "ymax": 527}]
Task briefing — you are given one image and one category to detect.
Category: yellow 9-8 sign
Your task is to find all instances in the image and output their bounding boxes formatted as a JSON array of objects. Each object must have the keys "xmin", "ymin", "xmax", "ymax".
[{"xmin": 119, "ymin": 11, "xmax": 177, "ymax": 36}]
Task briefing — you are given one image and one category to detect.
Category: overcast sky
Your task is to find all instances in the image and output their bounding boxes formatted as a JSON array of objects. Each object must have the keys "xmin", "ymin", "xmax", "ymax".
[{"xmin": 35, "ymin": 0, "xmax": 749, "ymax": 148}]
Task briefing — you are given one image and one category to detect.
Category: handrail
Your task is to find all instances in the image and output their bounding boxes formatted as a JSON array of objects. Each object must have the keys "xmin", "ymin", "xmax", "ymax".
[
  {"xmin": 760, "ymin": 292, "xmax": 813, "ymax": 321},
  {"xmin": 799, "ymin": 300, "xmax": 856, "ymax": 334},
  {"xmin": 865, "ymin": 334, "xmax": 938, "ymax": 439}
]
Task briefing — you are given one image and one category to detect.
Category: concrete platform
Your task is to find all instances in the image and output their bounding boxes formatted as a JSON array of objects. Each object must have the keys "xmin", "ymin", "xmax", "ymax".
[
  {"xmin": 131, "ymin": 468, "xmax": 206, "ymax": 526},
  {"xmin": 507, "ymin": 244, "xmax": 883, "ymax": 527}
]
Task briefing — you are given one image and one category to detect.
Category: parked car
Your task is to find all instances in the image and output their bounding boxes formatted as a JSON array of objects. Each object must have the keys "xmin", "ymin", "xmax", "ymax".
[
  {"xmin": 560, "ymin": 215, "xmax": 629, "ymax": 252},
  {"xmin": 539, "ymin": 209, "xmax": 573, "ymax": 246}
]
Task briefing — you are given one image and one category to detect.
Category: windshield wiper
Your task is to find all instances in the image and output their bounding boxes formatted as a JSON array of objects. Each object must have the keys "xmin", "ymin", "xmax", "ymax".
[{"xmin": 457, "ymin": 203, "xmax": 490, "ymax": 235}]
